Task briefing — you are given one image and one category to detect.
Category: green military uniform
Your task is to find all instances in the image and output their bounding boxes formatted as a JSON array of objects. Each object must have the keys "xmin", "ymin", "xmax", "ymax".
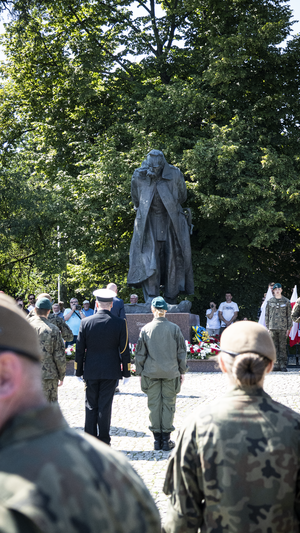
[
  {"xmin": 28, "ymin": 310, "xmax": 73, "ymax": 342},
  {"xmin": 135, "ymin": 317, "xmax": 186, "ymax": 434},
  {"xmin": 265, "ymin": 295, "xmax": 292, "ymax": 370},
  {"xmin": 0, "ymin": 404, "xmax": 161, "ymax": 533},
  {"xmin": 29, "ymin": 316, "xmax": 66, "ymax": 402},
  {"xmin": 163, "ymin": 386, "xmax": 300, "ymax": 533},
  {"xmin": 292, "ymin": 297, "xmax": 300, "ymax": 323}
]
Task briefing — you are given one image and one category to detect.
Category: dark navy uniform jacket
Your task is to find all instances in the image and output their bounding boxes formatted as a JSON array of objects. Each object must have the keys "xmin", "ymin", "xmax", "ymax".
[
  {"xmin": 110, "ymin": 296, "xmax": 126, "ymax": 319},
  {"xmin": 75, "ymin": 310, "xmax": 130, "ymax": 380}
]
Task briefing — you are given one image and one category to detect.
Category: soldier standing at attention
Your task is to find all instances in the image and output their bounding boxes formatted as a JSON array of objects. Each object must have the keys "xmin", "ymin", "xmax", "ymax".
[
  {"xmin": 135, "ymin": 296, "xmax": 187, "ymax": 451},
  {"xmin": 75, "ymin": 288, "xmax": 131, "ymax": 444},
  {"xmin": 30, "ymin": 297, "xmax": 66, "ymax": 402},
  {"xmin": 265, "ymin": 282, "xmax": 292, "ymax": 371},
  {"xmin": 163, "ymin": 321, "xmax": 300, "ymax": 533},
  {"xmin": 0, "ymin": 292, "xmax": 161, "ymax": 533}
]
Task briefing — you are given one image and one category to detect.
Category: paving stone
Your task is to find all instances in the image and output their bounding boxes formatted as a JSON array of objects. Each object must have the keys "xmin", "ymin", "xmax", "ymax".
[{"xmin": 58, "ymin": 370, "xmax": 300, "ymax": 520}]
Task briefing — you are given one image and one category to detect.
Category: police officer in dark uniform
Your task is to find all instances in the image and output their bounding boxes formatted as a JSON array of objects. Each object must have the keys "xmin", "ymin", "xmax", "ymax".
[{"xmin": 75, "ymin": 288, "xmax": 131, "ymax": 445}]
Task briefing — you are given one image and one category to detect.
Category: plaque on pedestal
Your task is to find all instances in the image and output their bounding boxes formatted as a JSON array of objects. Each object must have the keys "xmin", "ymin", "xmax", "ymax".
[{"xmin": 126, "ymin": 313, "xmax": 200, "ymax": 344}]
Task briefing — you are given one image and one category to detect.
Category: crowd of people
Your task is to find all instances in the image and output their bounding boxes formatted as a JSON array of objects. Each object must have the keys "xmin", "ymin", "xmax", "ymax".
[{"xmin": 1, "ymin": 282, "xmax": 300, "ymax": 531}]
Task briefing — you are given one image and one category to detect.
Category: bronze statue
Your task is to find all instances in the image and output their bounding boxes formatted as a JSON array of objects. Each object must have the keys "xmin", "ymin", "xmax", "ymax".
[{"xmin": 127, "ymin": 150, "xmax": 194, "ymax": 304}]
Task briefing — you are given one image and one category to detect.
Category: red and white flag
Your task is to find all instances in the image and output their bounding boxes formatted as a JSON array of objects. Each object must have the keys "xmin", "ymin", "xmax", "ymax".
[{"xmin": 289, "ymin": 285, "xmax": 300, "ymax": 347}]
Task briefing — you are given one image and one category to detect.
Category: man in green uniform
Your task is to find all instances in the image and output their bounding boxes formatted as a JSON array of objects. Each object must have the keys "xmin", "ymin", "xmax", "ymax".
[
  {"xmin": 0, "ymin": 292, "xmax": 161, "ymax": 533},
  {"xmin": 29, "ymin": 297, "xmax": 66, "ymax": 401},
  {"xmin": 135, "ymin": 296, "xmax": 187, "ymax": 451},
  {"xmin": 265, "ymin": 282, "xmax": 292, "ymax": 371},
  {"xmin": 28, "ymin": 292, "xmax": 73, "ymax": 343}
]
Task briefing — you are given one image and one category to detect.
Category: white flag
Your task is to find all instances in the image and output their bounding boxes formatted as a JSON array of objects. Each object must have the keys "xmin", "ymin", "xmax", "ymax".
[
  {"xmin": 258, "ymin": 286, "xmax": 273, "ymax": 328},
  {"xmin": 289, "ymin": 285, "xmax": 298, "ymax": 343}
]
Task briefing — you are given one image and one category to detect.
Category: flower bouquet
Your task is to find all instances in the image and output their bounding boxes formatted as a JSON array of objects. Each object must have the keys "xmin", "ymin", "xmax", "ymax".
[
  {"xmin": 129, "ymin": 343, "xmax": 137, "ymax": 360},
  {"xmin": 65, "ymin": 344, "xmax": 76, "ymax": 361},
  {"xmin": 186, "ymin": 331, "xmax": 220, "ymax": 359}
]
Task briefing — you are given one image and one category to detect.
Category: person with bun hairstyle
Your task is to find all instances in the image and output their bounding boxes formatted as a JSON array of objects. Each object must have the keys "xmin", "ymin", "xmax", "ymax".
[{"xmin": 163, "ymin": 321, "xmax": 300, "ymax": 533}]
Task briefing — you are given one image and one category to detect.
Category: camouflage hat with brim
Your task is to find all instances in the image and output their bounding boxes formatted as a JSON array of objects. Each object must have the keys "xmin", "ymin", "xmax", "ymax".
[
  {"xmin": 0, "ymin": 293, "xmax": 41, "ymax": 362},
  {"xmin": 220, "ymin": 321, "xmax": 276, "ymax": 362},
  {"xmin": 151, "ymin": 296, "xmax": 168, "ymax": 310},
  {"xmin": 273, "ymin": 283, "xmax": 282, "ymax": 289}
]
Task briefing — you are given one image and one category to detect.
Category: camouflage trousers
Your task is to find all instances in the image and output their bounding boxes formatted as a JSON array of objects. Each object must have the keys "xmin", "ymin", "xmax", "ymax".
[
  {"xmin": 141, "ymin": 376, "xmax": 181, "ymax": 433},
  {"xmin": 42, "ymin": 379, "xmax": 58, "ymax": 402},
  {"xmin": 270, "ymin": 330, "xmax": 287, "ymax": 368}
]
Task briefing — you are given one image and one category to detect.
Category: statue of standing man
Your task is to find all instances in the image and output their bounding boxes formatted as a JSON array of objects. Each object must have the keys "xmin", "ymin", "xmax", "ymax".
[{"xmin": 127, "ymin": 150, "xmax": 194, "ymax": 304}]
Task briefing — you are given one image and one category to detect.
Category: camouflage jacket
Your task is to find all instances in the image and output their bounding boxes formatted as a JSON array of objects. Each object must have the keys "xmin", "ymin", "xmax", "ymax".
[
  {"xmin": 29, "ymin": 316, "xmax": 66, "ymax": 380},
  {"xmin": 0, "ymin": 404, "xmax": 161, "ymax": 533},
  {"xmin": 163, "ymin": 386, "xmax": 300, "ymax": 533},
  {"xmin": 135, "ymin": 317, "xmax": 187, "ymax": 379},
  {"xmin": 28, "ymin": 310, "xmax": 73, "ymax": 342},
  {"xmin": 265, "ymin": 295, "xmax": 292, "ymax": 331},
  {"xmin": 292, "ymin": 298, "xmax": 300, "ymax": 323}
]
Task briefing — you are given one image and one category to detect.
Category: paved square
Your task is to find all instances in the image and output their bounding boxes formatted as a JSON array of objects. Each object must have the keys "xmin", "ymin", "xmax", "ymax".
[{"xmin": 58, "ymin": 371, "xmax": 300, "ymax": 519}]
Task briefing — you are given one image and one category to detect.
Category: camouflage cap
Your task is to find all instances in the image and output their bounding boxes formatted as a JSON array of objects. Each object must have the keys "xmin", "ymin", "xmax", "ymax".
[
  {"xmin": 0, "ymin": 293, "xmax": 41, "ymax": 362},
  {"xmin": 151, "ymin": 296, "xmax": 168, "ymax": 310},
  {"xmin": 220, "ymin": 321, "xmax": 276, "ymax": 361}
]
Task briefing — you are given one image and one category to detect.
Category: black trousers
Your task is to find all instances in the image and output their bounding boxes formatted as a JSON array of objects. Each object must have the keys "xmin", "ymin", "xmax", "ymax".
[{"xmin": 85, "ymin": 379, "xmax": 117, "ymax": 444}]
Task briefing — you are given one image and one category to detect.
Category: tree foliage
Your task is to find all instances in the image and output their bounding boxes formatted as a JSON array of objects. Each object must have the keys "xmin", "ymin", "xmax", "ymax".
[{"xmin": 0, "ymin": 0, "xmax": 300, "ymax": 320}]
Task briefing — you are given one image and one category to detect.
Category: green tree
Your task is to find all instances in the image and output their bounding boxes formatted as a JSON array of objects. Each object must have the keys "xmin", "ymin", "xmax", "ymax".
[{"xmin": 0, "ymin": 0, "xmax": 300, "ymax": 317}]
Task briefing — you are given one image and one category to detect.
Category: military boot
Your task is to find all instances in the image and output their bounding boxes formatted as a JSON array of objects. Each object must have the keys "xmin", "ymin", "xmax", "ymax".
[
  {"xmin": 162, "ymin": 433, "xmax": 175, "ymax": 451},
  {"xmin": 153, "ymin": 433, "xmax": 162, "ymax": 450}
]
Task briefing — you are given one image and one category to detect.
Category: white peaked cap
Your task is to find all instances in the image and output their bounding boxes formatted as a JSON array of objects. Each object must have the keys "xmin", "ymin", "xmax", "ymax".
[{"xmin": 93, "ymin": 289, "xmax": 116, "ymax": 302}]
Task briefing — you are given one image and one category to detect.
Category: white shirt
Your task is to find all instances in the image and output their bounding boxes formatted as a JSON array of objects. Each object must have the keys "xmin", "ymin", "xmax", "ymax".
[
  {"xmin": 206, "ymin": 310, "xmax": 220, "ymax": 330},
  {"xmin": 218, "ymin": 301, "xmax": 239, "ymax": 327}
]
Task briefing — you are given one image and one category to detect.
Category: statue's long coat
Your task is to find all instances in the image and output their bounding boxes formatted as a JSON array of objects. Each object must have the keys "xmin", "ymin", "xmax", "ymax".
[{"xmin": 127, "ymin": 160, "xmax": 194, "ymax": 295}]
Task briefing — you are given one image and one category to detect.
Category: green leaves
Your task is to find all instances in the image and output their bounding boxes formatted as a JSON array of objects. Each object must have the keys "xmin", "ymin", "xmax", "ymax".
[{"xmin": 0, "ymin": 0, "xmax": 299, "ymax": 318}]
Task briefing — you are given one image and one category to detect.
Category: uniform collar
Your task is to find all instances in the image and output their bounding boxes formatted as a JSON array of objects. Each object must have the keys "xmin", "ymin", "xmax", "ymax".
[
  {"xmin": 225, "ymin": 385, "xmax": 270, "ymax": 399},
  {"xmin": 0, "ymin": 404, "xmax": 68, "ymax": 450}
]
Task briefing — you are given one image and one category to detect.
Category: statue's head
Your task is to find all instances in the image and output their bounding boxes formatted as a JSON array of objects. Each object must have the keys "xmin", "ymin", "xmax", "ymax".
[{"xmin": 146, "ymin": 150, "xmax": 165, "ymax": 172}]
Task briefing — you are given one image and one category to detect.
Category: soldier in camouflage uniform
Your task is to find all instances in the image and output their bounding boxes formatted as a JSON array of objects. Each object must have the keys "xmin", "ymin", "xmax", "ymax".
[
  {"xmin": 0, "ymin": 292, "xmax": 161, "ymax": 533},
  {"xmin": 28, "ymin": 293, "xmax": 73, "ymax": 343},
  {"xmin": 265, "ymin": 282, "xmax": 292, "ymax": 371},
  {"xmin": 29, "ymin": 297, "xmax": 66, "ymax": 402},
  {"xmin": 163, "ymin": 321, "xmax": 300, "ymax": 533}
]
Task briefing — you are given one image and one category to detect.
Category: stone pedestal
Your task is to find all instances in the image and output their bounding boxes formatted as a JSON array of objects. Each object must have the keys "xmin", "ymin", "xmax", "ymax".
[
  {"xmin": 126, "ymin": 313, "xmax": 200, "ymax": 343},
  {"xmin": 187, "ymin": 356, "xmax": 220, "ymax": 373}
]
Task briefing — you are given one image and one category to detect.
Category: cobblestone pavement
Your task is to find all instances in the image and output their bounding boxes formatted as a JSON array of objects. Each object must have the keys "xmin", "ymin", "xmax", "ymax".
[{"xmin": 58, "ymin": 370, "xmax": 300, "ymax": 520}]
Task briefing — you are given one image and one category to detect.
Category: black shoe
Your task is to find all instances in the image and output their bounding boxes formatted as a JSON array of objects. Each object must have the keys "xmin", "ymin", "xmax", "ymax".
[
  {"xmin": 280, "ymin": 367, "xmax": 288, "ymax": 372},
  {"xmin": 153, "ymin": 433, "xmax": 162, "ymax": 450},
  {"xmin": 162, "ymin": 433, "xmax": 175, "ymax": 451}
]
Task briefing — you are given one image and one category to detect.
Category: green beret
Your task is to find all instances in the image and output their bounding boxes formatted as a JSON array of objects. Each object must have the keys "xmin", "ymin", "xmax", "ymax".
[
  {"xmin": 151, "ymin": 296, "xmax": 168, "ymax": 310},
  {"xmin": 273, "ymin": 283, "xmax": 282, "ymax": 289},
  {"xmin": 0, "ymin": 293, "xmax": 41, "ymax": 362},
  {"xmin": 36, "ymin": 297, "xmax": 52, "ymax": 310}
]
